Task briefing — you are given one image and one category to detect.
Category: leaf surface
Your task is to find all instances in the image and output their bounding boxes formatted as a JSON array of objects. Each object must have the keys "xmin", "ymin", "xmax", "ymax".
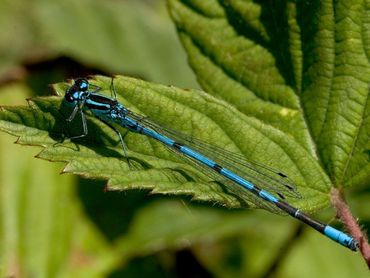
[
  {"xmin": 167, "ymin": 0, "xmax": 370, "ymax": 189},
  {"xmin": 0, "ymin": 75, "xmax": 333, "ymax": 211}
]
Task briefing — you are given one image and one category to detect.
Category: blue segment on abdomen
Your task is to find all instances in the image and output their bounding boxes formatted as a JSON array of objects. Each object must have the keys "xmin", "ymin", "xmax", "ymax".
[
  {"xmin": 220, "ymin": 168, "xmax": 254, "ymax": 190},
  {"xmin": 259, "ymin": 190, "xmax": 278, "ymax": 203},
  {"xmin": 324, "ymin": 226, "xmax": 354, "ymax": 247},
  {"xmin": 178, "ymin": 145, "xmax": 217, "ymax": 168},
  {"xmin": 139, "ymin": 124, "xmax": 280, "ymax": 205},
  {"xmin": 142, "ymin": 127, "xmax": 176, "ymax": 146},
  {"xmin": 141, "ymin": 126, "xmax": 218, "ymax": 168}
]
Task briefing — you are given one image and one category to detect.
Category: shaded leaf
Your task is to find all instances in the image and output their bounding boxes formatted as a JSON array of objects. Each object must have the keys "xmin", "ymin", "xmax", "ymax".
[
  {"xmin": 33, "ymin": 0, "xmax": 198, "ymax": 87},
  {"xmin": 167, "ymin": 0, "xmax": 370, "ymax": 189}
]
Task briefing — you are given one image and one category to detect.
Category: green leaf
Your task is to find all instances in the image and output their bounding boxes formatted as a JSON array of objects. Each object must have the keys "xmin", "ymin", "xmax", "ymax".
[
  {"xmin": 0, "ymin": 86, "xmax": 117, "ymax": 278},
  {"xmin": 167, "ymin": 0, "xmax": 370, "ymax": 188},
  {"xmin": 0, "ymin": 0, "xmax": 197, "ymax": 88},
  {"xmin": 0, "ymin": 0, "xmax": 55, "ymax": 75},
  {"xmin": 113, "ymin": 200, "xmax": 293, "ymax": 271},
  {"xmin": 0, "ymin": 75, "xmax": 332, "ymax": 212},
  {"xmin": 1, "ymin": 0, "xmax": 369, "ymax": 215},
  {"xmin": 33, "ymin": 0, "xmax": 198, "ymax": 87}
]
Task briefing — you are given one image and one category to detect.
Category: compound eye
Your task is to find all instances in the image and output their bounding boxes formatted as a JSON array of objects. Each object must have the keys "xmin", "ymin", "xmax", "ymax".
[{"xmin": 75, "ymin": 78, "xmax": 89, "ymax": 91}]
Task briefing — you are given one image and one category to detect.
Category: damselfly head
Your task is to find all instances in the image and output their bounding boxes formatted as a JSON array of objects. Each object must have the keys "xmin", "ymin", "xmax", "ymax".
[
  {"xmin": 64, "ymin": 78, "xmax": 89, "ymax": 103},
  {"xmin": 74, "ymin": 78, "xmax": 89, "ymax": 92}
]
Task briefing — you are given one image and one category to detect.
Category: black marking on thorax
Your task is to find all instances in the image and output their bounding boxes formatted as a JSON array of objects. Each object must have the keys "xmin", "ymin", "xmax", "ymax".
[{"xmin": 87, "ymin": 94, "xmax": 118, "ymax": 111}]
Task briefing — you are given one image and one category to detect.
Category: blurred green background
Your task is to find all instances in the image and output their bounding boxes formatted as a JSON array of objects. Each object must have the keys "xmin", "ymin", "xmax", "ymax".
[{"xmin": 0, "ymin": 0, "xmax": 369, "ymax": 277}]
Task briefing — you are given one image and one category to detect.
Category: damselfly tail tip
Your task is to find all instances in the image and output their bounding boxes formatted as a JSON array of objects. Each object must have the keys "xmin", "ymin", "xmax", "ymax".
[{"xmin": 349, "ymin": 239, "xmax": 359, "ymax": 251}]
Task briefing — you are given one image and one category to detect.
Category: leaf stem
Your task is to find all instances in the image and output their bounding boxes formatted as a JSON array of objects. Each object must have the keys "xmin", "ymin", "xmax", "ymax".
[{"xmin": 330, "ymin": 188, "xmax": 370, "ymax": 268}]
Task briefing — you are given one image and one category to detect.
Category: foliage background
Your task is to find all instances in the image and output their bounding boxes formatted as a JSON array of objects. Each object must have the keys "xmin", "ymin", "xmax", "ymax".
[{"xmin": 0, "ymin": 0, "xmax": 369, "ymax": 277}]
